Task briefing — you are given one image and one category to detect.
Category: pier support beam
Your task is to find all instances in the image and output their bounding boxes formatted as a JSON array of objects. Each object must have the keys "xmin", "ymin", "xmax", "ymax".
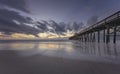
[
  {"xmin": 106, "ymin": 26, "xmax": 110, "ymax": 43},
  {"xmin": 113, "ymin": 26, "xmax": 117, "ymax": 44},
  {"xmin": 98, "ymin": 31, "xmax": 100, "ymax": 43},
  {"xmin": 85, "ymin": 34, "xmax": 88, "ymax": 42},
  {"xmin": 93, "ymin": 32, "xmax": 96, "ymax": 42},
  {"xmin": 103, "ymin": 29, "xmax": 105, "ymax": 43}
]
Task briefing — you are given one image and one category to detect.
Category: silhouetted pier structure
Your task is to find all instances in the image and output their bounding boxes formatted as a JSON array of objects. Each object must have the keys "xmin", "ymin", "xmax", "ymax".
[{"xmin": 69, "ymin": 11, "xmax": 120, "ymax": 44}]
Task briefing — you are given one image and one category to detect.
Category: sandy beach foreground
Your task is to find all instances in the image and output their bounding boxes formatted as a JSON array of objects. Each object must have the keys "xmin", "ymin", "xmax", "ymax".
[{"xmin": 0, "ymin": 50, "xmax": 120, "ymax": 74}]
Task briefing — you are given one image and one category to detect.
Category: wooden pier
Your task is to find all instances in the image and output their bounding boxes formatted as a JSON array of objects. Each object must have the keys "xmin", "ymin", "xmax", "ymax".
[{"xmin": 69, "ymin": 11, "xmax": 120, "ymax": 44}]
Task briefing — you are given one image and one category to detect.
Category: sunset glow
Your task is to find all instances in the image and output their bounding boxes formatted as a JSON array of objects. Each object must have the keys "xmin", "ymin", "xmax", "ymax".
[
  {"xmin": 0, "ymin": 33, "xmax": 36, "ymax": 39},
  {"xmin": 37, "ymin": 33, "xmax": 48, "ymax": 39},
  {"xmin": 0, "ymin": 31, "xmax": 74, "ymax": 39},
  {"xmin": 11, "ymin": 33, "xmax": 36, "ymax": 39}
]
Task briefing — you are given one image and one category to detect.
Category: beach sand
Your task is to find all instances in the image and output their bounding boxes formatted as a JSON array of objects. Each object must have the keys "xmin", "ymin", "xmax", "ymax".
[{"xmin": 0, "ymin": 50, "xmax": 120, "ymax": 74}]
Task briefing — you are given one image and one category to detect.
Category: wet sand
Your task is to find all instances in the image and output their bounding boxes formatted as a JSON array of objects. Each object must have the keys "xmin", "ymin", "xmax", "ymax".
[{"xmin": 0, "ymin": 50, "xmax": 120, "ymax": 74}]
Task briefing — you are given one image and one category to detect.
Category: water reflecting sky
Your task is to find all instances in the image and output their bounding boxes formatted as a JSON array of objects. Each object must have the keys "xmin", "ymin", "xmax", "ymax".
[{"xmin": 0, "ymin": 41, "xmax": 120, "ymax": 64}]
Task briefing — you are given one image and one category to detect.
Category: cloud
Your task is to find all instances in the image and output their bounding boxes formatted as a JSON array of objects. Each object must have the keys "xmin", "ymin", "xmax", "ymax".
[
  {"xmin": 0, "ymin": 8, "xmax": 83, "ymax": 38},
  {"xmin": 0, "ymin": 9, "xmax": 39, "ymax": 36},
  {"xmin": 0, "ymin": 0, "xmax": 29, "ymax": 13}
]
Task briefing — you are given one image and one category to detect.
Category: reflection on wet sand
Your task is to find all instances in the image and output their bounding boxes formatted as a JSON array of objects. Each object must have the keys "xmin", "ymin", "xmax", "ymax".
[
  {"xmin": 38, "ymin": 43, "xmax": 61, "ymax": 50},
  {"xmin": 10, "ymin": 43, "xmax": 36, "ymax": 50},
  {"xmin": 71, "ymin": 41, "xmax": 120, "ymax": 63},
  {"xmin": 81, "ymin": 42, "xmax": 119, "ymax": 57},
  {"xmin": 0, "ymin": 41, "xmax": 120, "ymax": 74},
  {"xmin": 0, "ymin": 41, "xmax": 120, "ymax": 63},
  {"xmin": 0, "ymin": 43, "xmax": 36, "ymax": 50}
]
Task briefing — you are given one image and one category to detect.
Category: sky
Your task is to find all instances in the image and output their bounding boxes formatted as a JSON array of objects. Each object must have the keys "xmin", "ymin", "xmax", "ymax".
[
  {"xmin": 0, "ymin": 0, "xmax": 120, "ymax": 39},
  {"xmin": 27, "ymin": 0, "xmax": 120, "ymax": 23},
  {"xmin": 0, "ymin": 0, "xmax": 120, "ymax": 23}
]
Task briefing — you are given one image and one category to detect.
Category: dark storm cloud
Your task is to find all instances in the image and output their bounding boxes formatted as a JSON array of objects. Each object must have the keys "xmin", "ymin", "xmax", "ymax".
[
  {"xmin": 36, "ymin": 20, "xmax": 65, "ymax": 35},
  {"xmin": 49, "ymin": 20, "xmax": 65, "ymax": 32},
  {"xmin": 0, "ymin": 9, "xmax": 30, "ymax": 23},
  {"xmin": 36, "ymin": 21, "xmax": 48, "ymax": 32},
  {"xmin": 0, "ymin": 9, "xmax": 40, "ymax": 35},
  {"xmin": 0, "ymin": 0, "xmax": 29, "ymax": 12},
  {"xmin": 0, "ymin": 8, "xmax": 83, "ymax": 37}
]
